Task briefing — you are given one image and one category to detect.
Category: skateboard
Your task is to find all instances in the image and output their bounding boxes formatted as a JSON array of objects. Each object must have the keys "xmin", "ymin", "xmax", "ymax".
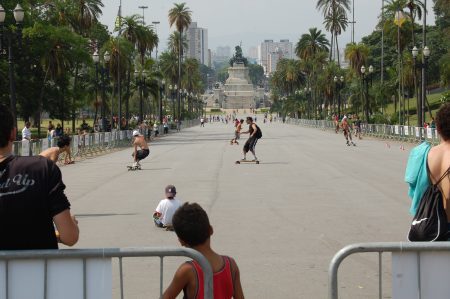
[
  {"xmin": 127, "ymin": 165, "xmax": 142, "ymax": 171},
  {"xmin": 235, "ymin": 160, "xmax": 260, "ymax": 164}
]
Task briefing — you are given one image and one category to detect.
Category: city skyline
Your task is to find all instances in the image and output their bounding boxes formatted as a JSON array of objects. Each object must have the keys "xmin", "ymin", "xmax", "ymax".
[{"xmin": 101, "ymin": 0, "xmax": 436, "ymax": 55}]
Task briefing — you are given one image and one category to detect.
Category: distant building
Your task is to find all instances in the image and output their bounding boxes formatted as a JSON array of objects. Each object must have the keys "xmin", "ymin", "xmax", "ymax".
[
  {"xmin": 186, "ymin": 22, "xmax": 208, "ymax": 65},
  {"xmin": 258, "ymin": 39, "xmax": 293, "ymax": 74},
  {"xmin": 247, "ymin": 46, "xmax": 258, "ymax": 60},
  {"xmin": 216, "ymin": 46, "xmax": 231, "ymax": 58}
]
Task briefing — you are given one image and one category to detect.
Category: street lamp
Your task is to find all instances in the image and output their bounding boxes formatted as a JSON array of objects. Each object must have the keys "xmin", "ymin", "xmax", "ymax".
[
  {"xmin": 361, "ymin": 65, "xmax": 374, "ymax": 122},
  {"xmin": 135, "ymin": 70, "xmax": 147, "ymax": 124},
  {"xmin": 159, "ymin": 79, "xmax": 166, "ymax": 124},
  {"xmin": 412, "ymin": 46, "xmax": 431, "ymax": 129},
  {"xmin": 334, "ymin": 75, "xmax": 345, "ymax": 118},
  {"xmin": 93, "ymin": 50, "xmax": 110, "ymax": 131},
  {"xmin": 0, "ymin": 4, "xmax": 24, "ymax": 137}
]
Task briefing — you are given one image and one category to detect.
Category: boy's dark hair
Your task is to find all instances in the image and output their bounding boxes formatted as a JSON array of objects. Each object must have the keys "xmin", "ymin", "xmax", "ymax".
[
  {"xmin": 436, "ymin": 103, "xmax": 450, "ymax": 141},
  {"xmin": 57, "ymin": 135, "xmax": 72, "ymax": 148},
  {"xmin": 172, "ymin": 203, "xmax": 211, "ymax": 247},
  {"xmin": 246, "ymin": 117, "xmax": 253, "ymax": 122},
  {"xmin": 240, "ymin": 119, "xmax": 244, "ymax": 123},
  {"xmin": 0, "ymin": 105, "xmax": 14, "ymax": 148}
]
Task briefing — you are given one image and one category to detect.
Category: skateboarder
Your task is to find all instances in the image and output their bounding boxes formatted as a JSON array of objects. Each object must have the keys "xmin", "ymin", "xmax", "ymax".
[
  {"xmin": 241, "ymin": 117, "xmax": 261, "ymax": 161},
  {"xmin": 341, "ymin": 116, "xmax": 355, "ymax": 146},
  {"xmin": 39, "ymin": 134, "xmax": 73, "ymax": 164},
  {"xmin": 132, "ymin": 130, "xmax": 149, "ymax": 168},
  {"xmin": 231, "ymin": 119, "xmax": 244, "ymax": 145}
]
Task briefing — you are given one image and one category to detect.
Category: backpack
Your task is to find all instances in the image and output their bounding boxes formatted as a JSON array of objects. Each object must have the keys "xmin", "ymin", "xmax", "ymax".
[
  {"xmin": 255, "ymin": 125, "xmax": 262, "ymax": 139},
  {"xmin": 408, "ymin": 167, "xmax": 450, "ymax": 242}
]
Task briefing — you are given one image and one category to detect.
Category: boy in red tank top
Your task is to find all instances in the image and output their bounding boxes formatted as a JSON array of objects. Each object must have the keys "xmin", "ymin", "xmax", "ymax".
[{"xmin": 163, "ymin": 203, "xmax": 245, "ymax": 299}]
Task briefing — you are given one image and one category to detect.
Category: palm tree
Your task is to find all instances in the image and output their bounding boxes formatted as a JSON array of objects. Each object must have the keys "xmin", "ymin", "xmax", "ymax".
[
  {"xmin": 295, "ymin": 28, "xmax": 330, "ymax": 60},
  {"xmin": 67, "ymin": 0, "xmax": 104, "ymax": 37},
  {"xmin": 316, "ymin": 0, "xmax": 351, "ymax": 61},
  {"xmin": 323, "ymin": 6, "xmax": 348, "ymax": 66},
  {"xmin": 168, "ymin": 32, "xmax": 188, "ymax": 56},
  {"xmin": 159, "ymin": 51, "xmax": 179, "ymax": 85},
  {"xmin": 168, "ymin": 2, "xmax": 192, "ymax": 120},
  {"xmin": 344, "ymin": 43, "xmax": 370, "ymax": 75}
]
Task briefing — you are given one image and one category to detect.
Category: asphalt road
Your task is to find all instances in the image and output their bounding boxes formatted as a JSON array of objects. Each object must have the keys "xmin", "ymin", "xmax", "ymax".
[{"xmin": 61, "ymin": 119, "xmax": 413, "ymax": 298}]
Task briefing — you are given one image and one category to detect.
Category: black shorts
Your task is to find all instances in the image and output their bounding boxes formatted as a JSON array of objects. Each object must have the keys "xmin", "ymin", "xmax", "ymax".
[
  {"xmin": 244, "ymin": 137, "xmax": 258, "ymax": 153},
  {"xmin": 136, "ymin": 149, "xmax": 149, "ymax": 161}
]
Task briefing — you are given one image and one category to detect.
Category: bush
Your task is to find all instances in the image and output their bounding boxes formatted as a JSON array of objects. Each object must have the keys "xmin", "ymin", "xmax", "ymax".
[
  {"xmin": 370, "ymin": 113, "xmax": 390, "ymax": 124},
  {"xmin": 259, "ymin": 108, "xmax": 269, "ymax": 113},
  {"xmin": 210, "ymin": 108, "xmax": 222, "ymax": 113}
]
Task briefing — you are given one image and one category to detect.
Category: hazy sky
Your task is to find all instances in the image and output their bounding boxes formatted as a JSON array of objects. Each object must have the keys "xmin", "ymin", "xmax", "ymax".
[{"xmin": 100, "ymin": 0, "xmax": 436, "ymax": 54}]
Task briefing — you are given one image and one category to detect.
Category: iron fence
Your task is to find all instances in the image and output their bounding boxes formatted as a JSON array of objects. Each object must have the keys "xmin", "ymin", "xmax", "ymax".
[
  {"xmin": 280, "ymin": 118, "xmax": 441, "ymax": 145},
  {"xmin": 329, "ymin": 242, "xmax": 450, "ymax": 299},
  {"xmin": 0, "ymin": 247, "xmax": 213, "ymax": 299}
]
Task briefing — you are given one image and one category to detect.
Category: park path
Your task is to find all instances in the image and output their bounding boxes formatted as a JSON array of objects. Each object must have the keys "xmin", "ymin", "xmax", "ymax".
[{"xmin": 61, "ymin": 120, "xmax": 412, "ymax": 298}]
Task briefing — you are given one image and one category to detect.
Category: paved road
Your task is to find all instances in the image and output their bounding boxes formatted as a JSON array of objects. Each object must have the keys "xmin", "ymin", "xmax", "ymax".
[{"xmin": 61, "ymin": 120, "xmax": 413, "ymax": 298}]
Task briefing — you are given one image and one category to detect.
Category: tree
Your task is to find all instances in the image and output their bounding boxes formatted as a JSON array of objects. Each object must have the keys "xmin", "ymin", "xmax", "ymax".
[
  {"xmin": 323, "ymin": 6, "xmax": 348, "ymax": 65},
  {"xmin": 168, "ymin": 2, "xmax": 192, "ymax": 120},
  {"xmin": 295, "ymin": 28, "xmax": 330, "ymax": 60},
  {"xmin": 316, "ymin": 0, "xmax": 350, "ymax": 61}
]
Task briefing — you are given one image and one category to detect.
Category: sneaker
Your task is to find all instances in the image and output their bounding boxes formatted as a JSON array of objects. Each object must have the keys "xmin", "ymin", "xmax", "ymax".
[{"xmin": 132, "ymin": 162, "xmax": 138, "ymax": 167}]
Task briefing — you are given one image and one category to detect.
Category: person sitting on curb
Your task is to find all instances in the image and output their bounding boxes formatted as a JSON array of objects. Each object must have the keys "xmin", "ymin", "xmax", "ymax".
[
  {"xmin": 39, "ymin": 135, "xmax": 73, "ymax": 164},
  {"xmin": 153, "ymin": 185, "xmax": 182, "ymax": 230}
]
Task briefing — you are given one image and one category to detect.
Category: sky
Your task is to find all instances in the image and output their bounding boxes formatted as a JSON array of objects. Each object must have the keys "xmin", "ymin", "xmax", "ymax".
[{"xmin": 100, "ymin": 0, "xmax": 436, "ymax": 55}]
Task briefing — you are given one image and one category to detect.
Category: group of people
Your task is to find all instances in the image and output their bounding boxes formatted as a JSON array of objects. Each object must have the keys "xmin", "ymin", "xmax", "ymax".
[
  {"xmin": 333, "ymin": 114, "xmax": 362, "ymax": 146},
  {"xmin": 0, "ymin": 104, "xmax": 244, "ymax": 298}
]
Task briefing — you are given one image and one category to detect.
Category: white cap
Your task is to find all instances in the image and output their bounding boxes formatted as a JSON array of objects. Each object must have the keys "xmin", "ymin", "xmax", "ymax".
[{"xmin": 132, "ymin": 130, "xmax": 140, "ymax": 136}]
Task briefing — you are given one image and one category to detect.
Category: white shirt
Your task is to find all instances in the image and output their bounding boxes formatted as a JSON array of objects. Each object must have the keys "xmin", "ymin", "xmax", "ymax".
[
  {"xmin": 22, "ymin": 127, "xmax": 31, "ymax": 140},
  {"xmin": 155, "ymin": 198, "xmax": 182, "ymax": 226}
]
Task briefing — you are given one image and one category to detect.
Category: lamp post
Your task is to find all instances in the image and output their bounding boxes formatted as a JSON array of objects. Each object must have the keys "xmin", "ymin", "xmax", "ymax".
[
  {"xmin": 412, "ymin": 46, "xmax": 431, "ymax": 129},
  {"xmin": 159, "ymin": 79, "xmax": 165, "ymax": 124},
  {"xmin": 135, "ymin": 70, "xmax": 146, "ymax": 124},
  {"xmin": 0, "ymin": 4, "xmax": 24, "ymax": 136},
  {"xmin": 361, "ymin": 65, "xmax": 374, "ymax": 122},
  {"xmin": 152, "ymin": 21, "xmax": 160, "ymax": 61},
  {"xmin": 334, "ymin": 75, "xmax": 345, "ymax": 118},
  {"xmin": 92, "ymin": 50, "xmax": 110, "ymax": 132},
  {"xmin": 304, "ymin": 87, "xmax": 312, "ymax": 119}
]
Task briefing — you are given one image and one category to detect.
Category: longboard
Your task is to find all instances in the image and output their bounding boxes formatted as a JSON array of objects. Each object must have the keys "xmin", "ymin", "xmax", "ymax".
[
  {"xmin": 235, "ymin": 160, "xmax": 260, "ymax": 164},
  {"xmin": 127, "ymin": 165, "xmax": 141, "ymax": 171}
]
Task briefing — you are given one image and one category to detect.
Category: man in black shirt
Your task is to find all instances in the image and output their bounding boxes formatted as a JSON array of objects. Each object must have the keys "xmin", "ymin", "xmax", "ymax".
[
  {"xmin": 0, "ymin": 105, "xmax": 79, "ymax": 250},
  {"xmin": 241, "ymin": 117, "xmax": 260, "ymax": 162}
]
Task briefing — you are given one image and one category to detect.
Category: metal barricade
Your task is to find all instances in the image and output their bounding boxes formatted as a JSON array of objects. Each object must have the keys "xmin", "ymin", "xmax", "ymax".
[
  {"xmin": 279, "ymin": 118, "xmax": 441, "ymax": 145},
  {"xmin": 329, "ymin": 242, "xmax": 450, "ymax": 299},
  {"xmin": 0, "ymin": 247, "xmax": 213, "ymax": 299}
]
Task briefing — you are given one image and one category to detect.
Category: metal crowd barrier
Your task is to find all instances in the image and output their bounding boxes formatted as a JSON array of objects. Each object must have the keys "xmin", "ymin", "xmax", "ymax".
[
  {"xmin": 328, "ymin": 242, "xmax": 450, "ymax": 299},
  {"xmin": 0, "ymin": 247, "xmax": 213, "ymax": 299},
  {"xmin": 281, "ymin": 118, "xmax": 441, "ymax": 145},
  {"xmin": 12, "ymin": 119, "xmax": 201, "ymax": 160}
]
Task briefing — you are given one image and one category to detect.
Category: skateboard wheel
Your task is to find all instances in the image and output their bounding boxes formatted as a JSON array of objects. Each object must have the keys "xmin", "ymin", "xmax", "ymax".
[
  {"xmin": 256, "ymin": 161, "xmax": 260, "ymax": 164},
  {"xmin": 235, "ymin": 161, "xmax": 240, "ymax": 164}
]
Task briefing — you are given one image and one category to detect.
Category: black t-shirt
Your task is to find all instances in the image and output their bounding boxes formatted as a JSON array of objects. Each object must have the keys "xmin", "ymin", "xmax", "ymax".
[{"xmin": 0, "ymin": 155, "xmax": 70, "ymax": 250}]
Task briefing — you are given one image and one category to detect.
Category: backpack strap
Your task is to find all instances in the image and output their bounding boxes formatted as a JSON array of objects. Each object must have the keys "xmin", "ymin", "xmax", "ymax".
[{"xmin": 436, "ymin": 166, "xmax": 450, "ymax": 186}]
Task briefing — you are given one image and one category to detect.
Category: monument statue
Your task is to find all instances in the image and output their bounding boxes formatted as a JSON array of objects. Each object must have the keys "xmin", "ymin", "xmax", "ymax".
[{"xmin": 229, "ymin": 45, "xmax": 248, "ymax": 66}]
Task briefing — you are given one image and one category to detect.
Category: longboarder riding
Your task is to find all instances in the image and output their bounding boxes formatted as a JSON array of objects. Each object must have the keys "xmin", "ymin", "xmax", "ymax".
[
  {"xmin": 130, "ymin": 130, "xmax": 149, "ymax": 170},
  {"xmin": 239, "ymin": 116, "xmax": 262, "ymax": 163}
]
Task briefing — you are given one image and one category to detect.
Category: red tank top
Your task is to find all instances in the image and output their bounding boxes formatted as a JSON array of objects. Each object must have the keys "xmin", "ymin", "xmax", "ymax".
[{"xmin": 187, "ymin": 256, "xmax": 234, "ymax": 299}]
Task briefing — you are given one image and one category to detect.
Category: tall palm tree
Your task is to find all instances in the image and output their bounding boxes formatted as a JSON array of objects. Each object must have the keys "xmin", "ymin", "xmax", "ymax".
[
  {"xmin": 295, "ymin": 28, "xmax": 330, "ymax": 60},
  {"xmin": 67, "ymin": 0, "xmax": 104, "ymax": 37},
  {"xmin": 316, "ymin": 0, "xmax": 351, "ymax": 61},
  {"xmin": 168, "ymin": 2, "xmax": 192, "ymax": 120},
  {"xmin": 323, "ymin": 6, "xmax": 348, "ymax": 65},
  {"xmin": 168, "ymin": 32, "xmax": 188, "ymax": 56},
  {"xmin": 344, "ymin": 43, "xmax": 370, "ymax": 75}
]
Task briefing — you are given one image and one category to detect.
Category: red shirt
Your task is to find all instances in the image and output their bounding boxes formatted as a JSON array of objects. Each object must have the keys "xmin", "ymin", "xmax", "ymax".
[{"xmin": 188, "ymin": 256, "xmax": 234, "ymax": 299}]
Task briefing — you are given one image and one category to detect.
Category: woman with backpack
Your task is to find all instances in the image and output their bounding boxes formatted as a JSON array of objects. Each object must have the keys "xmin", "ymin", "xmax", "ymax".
[{"xmin": 406, "ymin": 103, "xmax": 450, "ymax": 241}]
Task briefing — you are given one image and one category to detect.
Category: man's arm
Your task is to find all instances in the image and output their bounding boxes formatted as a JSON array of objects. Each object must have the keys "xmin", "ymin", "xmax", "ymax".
[
  {"xmin": 163, "ymin": 263, "xmax": 193, "ymax": 299},
  {"xmin": 231, "ymin": 259, "xmax": 245, "ymax": 299},
  {"xmin": 53, "ymin": 210, "xmax": 79, "ymax": 246}
]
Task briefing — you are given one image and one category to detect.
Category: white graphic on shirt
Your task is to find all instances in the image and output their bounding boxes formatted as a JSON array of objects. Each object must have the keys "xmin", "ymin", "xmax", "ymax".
[
  {"xmin": 0, "ymin": 173, "xmax": 36, "ymax": 197},
  {"xmin": 412, "ymin": 218, "xmax": 428, "ymax": 226}
]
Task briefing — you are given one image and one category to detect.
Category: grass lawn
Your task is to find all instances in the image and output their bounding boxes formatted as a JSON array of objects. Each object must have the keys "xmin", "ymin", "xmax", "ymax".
[
  {"xmin": 18, "ymin": 119, "xmax": 96, "ymax": 139},
  {"xmin": 383, "ymin": 92, "xmax": 445, "ymax": 124}
]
